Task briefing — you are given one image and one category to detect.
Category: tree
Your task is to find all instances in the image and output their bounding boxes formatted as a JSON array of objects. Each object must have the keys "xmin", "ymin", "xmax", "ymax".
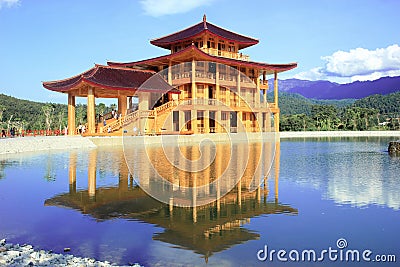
[
  {"xmin": 42, "ymin": 104, "xmax": 55, "ymax": 132},
  {"xmin": 311, "ymin": 105, "xmax": 338, "ymax": 131},
  {"xmin": 0, "ymin": 105, "xmax": 5, "ymax": 122}
]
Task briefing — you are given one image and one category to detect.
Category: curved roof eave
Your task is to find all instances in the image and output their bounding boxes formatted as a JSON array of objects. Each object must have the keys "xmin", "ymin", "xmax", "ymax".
[
  {"xmin": 43, "ymin": 65, "xmax": 180, "ymax": 94},
  {"xmin": 108, "ymin": 45, "xmax": 297, "ymax": 74},
  {"xmin": 150, "ymin": 18, "xmax": 259, "ymax": 50}
]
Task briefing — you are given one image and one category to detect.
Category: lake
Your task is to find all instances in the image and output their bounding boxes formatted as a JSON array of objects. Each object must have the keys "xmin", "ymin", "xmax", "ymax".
[{"xmin": 0, "ymin": 137, "xmax": 399, "ymax": 266}]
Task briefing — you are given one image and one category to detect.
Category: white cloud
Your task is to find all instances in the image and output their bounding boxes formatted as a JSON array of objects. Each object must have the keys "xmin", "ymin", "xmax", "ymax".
[
  {"xmin": 294, "ymin": 44, "xmax": 400, "ymax": 83},
  {"xmin": 293, "ymin": 67, "xmax": 326, "ymax": 81},
  {"xmin": 140, "ymin": 0, "xmax": 215, "ymax": 17},
  {"xmin": 0, "ymin": 0, "xmax": 20, "ymax": 9}
]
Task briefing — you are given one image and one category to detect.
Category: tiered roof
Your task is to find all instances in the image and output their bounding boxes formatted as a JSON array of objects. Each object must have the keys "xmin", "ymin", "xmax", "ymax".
[
  {"xmin": 108, "ymin": 45, "xmax": 297, "ymax": 75},
  {"xmin": 43, "ymin": 65, "xmax": 179, "ymax": 95},
  {"xmin": 150, "ymin": 15, "xmax": 259, "ymax": 50}
]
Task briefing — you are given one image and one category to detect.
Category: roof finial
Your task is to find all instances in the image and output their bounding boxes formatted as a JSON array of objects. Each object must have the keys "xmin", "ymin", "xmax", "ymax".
[{"xmin": 203, "ymin": 14, "xmax": 207, "ymax": 29}]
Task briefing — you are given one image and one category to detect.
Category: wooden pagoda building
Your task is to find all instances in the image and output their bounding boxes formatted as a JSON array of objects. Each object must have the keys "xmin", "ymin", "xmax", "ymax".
[{"xmin": 43, "ymin": 15, "xmax": 297, "ymax": 135}]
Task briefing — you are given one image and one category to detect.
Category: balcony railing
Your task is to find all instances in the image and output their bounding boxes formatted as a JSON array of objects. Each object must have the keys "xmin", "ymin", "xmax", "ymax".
[{"xmin": 200, "ymin": 47, "xmax": 250, "ymax": 61}]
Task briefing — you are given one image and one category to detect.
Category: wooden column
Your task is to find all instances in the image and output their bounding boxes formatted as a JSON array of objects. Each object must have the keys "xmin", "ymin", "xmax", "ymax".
[
  {"xmin": 216, "ymin": 111, "xmax": 221, "ymax": 133},
  {"xmin": 256, "ymin": 69, "xmax": 260, "ymax": 108},
  {"xmin": 237, "ymin": 68, "xmax": 241, "ymax": 107},
  {"xmin": 263, "ymin": 71, "xmax": 267, "ymax": 105},
  {"xmin": 67, "ymin": 93, "xmax": 76, "ymax": 135},
  {"xmin": 118, "ymin": 96, "xmax": 128, "ymax": 116},
  {"xmin": 87, "ymin": 87, "xmax": 96, "ymax": 134},
  {"xmin": 274, "ymin": 71, "xmax": 278, "ymax": 107},
  {"xmin": 215, "ymin": 63, "xmax": 220, "ymax": 101},
  {"xmin": 274, "ymin": 112, "xmax": 280, "ymax": 132},
  {"xmin": 191, "ymin": 109, "xmax": 197, "ymax": 133},
  {"xmin": 204, "ymin": 110, "xmax": 210, "ymax": 133},
  {"xmin": 274, "ymin": 72, "xmax": 280, "ymax": 132},
  {"xmin": 168, "ymin": 61, "xmax": 172, "ymax": 85},
  {"xmin": 191, "ymin": 59, "xmax": 196, "ymax": 99}
]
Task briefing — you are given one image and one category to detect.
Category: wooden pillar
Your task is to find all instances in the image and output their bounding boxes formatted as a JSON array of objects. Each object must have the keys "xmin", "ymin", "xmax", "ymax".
[
  {"xmin": 191, "ymin": 59, "xmax": 197, "ymax": 99},
  {"xmin": 179, "ymin": 111, "xmax": 185, "ymax": 132},
  {"xmin": 168, "ymin": 61, "xmax": 172, "ymax": 85},
  {"xmin": 274, "ymin": 112, "xmax": 280, "ymax": 132},
  {"xmin": 118, "ymin": 96, "xmax": 128, "ymax": 116},
  {"xmin": 216, "ymin": 63, "xmax": 220, "ymax": 101},
  {"xmin": 237, "ymin": 68, "xmax": 241, "ymax": 107},
  {"xmin": 216, "ymin": 111, "xmax": 221, "ymax": 133},
  {"xmin": 67, "ymin": 93, "xmax": 76, "ymax": 135},
  {"xmin": 204, "ymin": 110, "xmax": 210, "ymax": 133},
  {"xmin": 87, "ymin": 87, "xmax": 96, "ymax": 134},
  {"xmin": 273, "ymin": 72, "xmax": 280, "ymax": 132},
  {"xmin": 191, "ymin": 109, "xmax": 197, "ymax": 133},
  {"xmin": 256, "ymin": 69, "xmax": 260, "ymax": 108},
  {"xmin": 274, "ymin": 71, "xmax": 278, "ymax": 107}
]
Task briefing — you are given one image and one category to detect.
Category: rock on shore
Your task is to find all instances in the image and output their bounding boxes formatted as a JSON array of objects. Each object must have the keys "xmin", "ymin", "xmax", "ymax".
[
  {"xmin": 388, "ymin": 140, "xmax": 400, "ymax": 155},
  {"xmin": 0, "ymin": 239, "xmax": 142, "ymax": 267}
]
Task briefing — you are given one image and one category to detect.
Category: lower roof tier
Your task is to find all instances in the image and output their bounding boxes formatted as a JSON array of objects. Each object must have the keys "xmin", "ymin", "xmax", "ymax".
[{"xmin": 43, "ymin": 64, "xmax": 179, "ymax": 97}]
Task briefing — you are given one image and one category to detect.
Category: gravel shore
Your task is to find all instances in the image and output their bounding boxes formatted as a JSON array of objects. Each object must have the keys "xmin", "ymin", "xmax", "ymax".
[
  {"xmin": 0, "ymin": 136, "xmax": 96, "ymax": 154},
  {"xmin": 0, "ymin": 239, "xmax": 142, "ymax": 267}
]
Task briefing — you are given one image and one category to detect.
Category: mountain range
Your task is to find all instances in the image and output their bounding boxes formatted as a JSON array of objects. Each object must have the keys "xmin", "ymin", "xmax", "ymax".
[{"xmin": 270, "ymin": 76, "xmax": 400, "ymax": 100}]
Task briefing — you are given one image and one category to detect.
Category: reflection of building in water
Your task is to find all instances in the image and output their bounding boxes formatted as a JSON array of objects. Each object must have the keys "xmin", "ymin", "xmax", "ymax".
[
  {"xmin": 45, "ymin": 142, "xmax": 297, "ymax": 261},
  {"xmin": 124, "ymin": 139, "xmax": 277, "ymax": 206}
]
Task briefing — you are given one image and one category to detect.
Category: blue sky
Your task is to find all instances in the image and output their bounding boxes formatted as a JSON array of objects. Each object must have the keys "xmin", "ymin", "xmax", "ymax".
[{"xmin": 0, "ymin": 0, "xmax": 399, "ymax": 104}]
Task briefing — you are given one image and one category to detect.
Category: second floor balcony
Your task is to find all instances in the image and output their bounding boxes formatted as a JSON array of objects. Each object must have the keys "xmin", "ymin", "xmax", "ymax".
[{"xmin": 200, "ymin": 47, "xmax": 250, "ymax": 61}]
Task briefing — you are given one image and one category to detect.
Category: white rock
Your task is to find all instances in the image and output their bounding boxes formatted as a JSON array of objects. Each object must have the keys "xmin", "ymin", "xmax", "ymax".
[{"xmin": 7, "ymin": 250, "xmax": 20, "ymax": 257}]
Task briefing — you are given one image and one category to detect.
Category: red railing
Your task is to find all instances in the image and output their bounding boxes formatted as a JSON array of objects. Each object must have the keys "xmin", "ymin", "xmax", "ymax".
[{"xmin": 1, "ymin": 129, "xmax": 67, "ymax": 138}]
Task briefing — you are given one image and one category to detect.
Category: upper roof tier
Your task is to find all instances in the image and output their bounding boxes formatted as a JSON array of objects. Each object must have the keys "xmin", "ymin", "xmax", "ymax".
[{"xmin": 150, "ymin": 15, "xmax": 259, "ymax": 50}]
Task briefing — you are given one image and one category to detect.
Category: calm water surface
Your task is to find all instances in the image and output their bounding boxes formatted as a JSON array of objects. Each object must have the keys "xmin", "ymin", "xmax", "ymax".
[{"xmin": 0, "ymin": 137, "xmax": 399, "ymax": 266}]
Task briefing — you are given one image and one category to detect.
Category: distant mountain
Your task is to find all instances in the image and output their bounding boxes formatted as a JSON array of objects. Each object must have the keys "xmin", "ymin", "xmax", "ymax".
[
  {"xmin": 270, "ymin": 76, "xmax": 400, "ymax": 100},
  {"xmin": 270, "ymin": 92, "xmax": 355, "ymax": 116}
]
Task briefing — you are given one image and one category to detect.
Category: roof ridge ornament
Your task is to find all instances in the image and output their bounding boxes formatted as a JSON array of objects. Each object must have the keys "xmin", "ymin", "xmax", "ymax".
[{"xmin": 203, "ymin": 14, "xmax": 207, "ymax": 29}]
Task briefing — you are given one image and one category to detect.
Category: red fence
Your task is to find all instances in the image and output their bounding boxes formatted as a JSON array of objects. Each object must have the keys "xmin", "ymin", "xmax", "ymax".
[{"xmin": 1, "ymin": 129, "xmax": 67, "ymax": 137}]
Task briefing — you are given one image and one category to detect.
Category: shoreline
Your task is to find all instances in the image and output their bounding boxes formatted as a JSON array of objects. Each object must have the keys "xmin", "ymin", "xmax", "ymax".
[
  {"xmin": 0, "ymin": 239, "xmax": 141, "ymax": 267},
  {"xmin": 0, "ymin": 131, "xmax": 399, "ymax": 155},
  {"xmin": 279, "ymin": 130, "xmax": 400, "ymax": 138}
]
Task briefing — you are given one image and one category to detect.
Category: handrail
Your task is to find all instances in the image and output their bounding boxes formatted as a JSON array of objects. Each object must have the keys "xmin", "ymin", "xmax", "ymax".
[
  {"xmin": 154, "ymin": 100, "xmax": 178, "ymax": 114},
  {"xmin": 102, "ymin": 109, "xmax": 158, "ymax": 133}
]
